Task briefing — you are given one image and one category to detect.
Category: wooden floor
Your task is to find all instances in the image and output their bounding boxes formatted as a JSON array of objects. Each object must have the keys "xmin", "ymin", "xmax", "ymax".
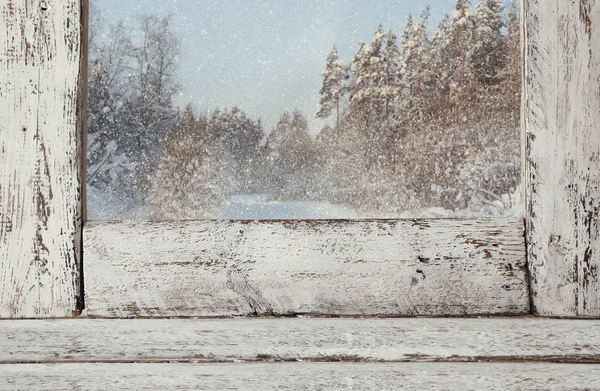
[{"xmin": 1, "ymin": 317, "xmax": 600, "ymax": 390}]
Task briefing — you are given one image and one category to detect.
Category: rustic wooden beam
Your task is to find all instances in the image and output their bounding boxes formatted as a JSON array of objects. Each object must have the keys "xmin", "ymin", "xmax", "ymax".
[
  {"xmin": 524, "ymin": 0, "xmax": 600, "ymax": 316},
  {"xmin": 84, "ymin": 219, "xmax": 528, "ymax": 317},
  {"xmin": 0, "ymin": 0, "xmax": 85, "ymax": 317}
]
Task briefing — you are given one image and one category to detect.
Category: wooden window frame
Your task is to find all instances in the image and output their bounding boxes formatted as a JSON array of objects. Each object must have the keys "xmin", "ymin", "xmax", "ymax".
[{"xmin": 0, "ymin": 0, "xmax": 598, "ymax": 319}]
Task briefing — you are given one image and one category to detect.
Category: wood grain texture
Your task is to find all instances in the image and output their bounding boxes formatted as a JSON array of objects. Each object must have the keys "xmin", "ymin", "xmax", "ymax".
[
  {"xmin": 83, "ymin": 219, "xmax": 528, "ymax": 317},
  {"xmin": 0, "ymin": 1, "xmax": 84, "ymax": 317},
  {"xmin": 1, "ymin": 318, "xmax": 599, "ymax": 363},
  {"xmin": 1, "ymin": 363, "xmax": 599, "ymax": 390},
  {"xmin": 524, "ymin": 0, "xmax": 600, "ymax": 316}
]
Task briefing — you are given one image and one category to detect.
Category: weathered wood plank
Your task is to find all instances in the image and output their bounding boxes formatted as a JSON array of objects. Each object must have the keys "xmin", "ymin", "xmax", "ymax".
[
  {"xmin": 576, "ymin": 0, "xmax": 600, "ymax": 317},
  {"xmin": 84, "ymin": 219, "xmax": 528, "ymax": 317},
  {"xmin": 0, "ymin": 1, "xmax": 84, "ymax": 317},
  {"xmin": 524, "ymin": 0, "xmax": 600, "ymax": 316},
  {"xmin": 1, "ymin": 363, "xmax": 599, "ymax": 390},
  {"xmin": 1, "ymin": 318, "xmax": 599, "ymax": 363}
]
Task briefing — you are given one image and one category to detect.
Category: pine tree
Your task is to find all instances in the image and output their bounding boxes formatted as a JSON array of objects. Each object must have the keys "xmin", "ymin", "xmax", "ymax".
[
  {"xmin": 210, "ymin": 107, "xmax": 264, "ymax": 194},
  {"xmin": 381, "ymin": 29, "xmax": 402, "ymax": 96},
  {"xmin": 350, "ymin": 25, "xmax": 401, "ymax": 116},
  {"xmin": 447, "ymin": 0, "xmax": 476, "ymax": 88},
  {"xmin": 502, "ymin": 0, "xmax": 521, "ymax": 109},
  {"xmin": 314, "ymin": 122, "xmax": 363, "ymax": 207},
  {"xmin": 428, "ymin": 13, "xmax": 453, "ymax": 95},
  {"xmin": 397, "ymin": 7, "xmax": 436, "ymax": 125},
  {"xmin": 316, "ymin": 46, "xmax": 346, "ymax": 127},
  {"xmin": 416, "ymin": 7, "xmax": 433, "ymax": 95},
  {"xmin": 401, "ymin": 8, "xmax": 432, "ymax": 100},
  {"xmin": 505, "ymin": 0, "xmax": 519, "ymax": 38},
  {"xmin": 401, "ymin": 14, "xmax": 417, "ymax": 93},
  {"xmin": 150, "ymin": 106, "xmax": 223, "ymax": 219},
  {"xmin": 471, "ymin": 0, "xmax": 506, "ymax": 84},
  {"xmin": 504, "ymin": 0, "xmax": 520, "ymax": 75},
  {"xmin": 266, "ymin": 111, "xmax": 317, "ymax": 199}
]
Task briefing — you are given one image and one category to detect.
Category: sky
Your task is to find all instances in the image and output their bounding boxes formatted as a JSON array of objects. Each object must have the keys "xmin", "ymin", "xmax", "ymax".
[{"xmin": 96, "ymin": 0, "xmax": 461, "ymax": 134}]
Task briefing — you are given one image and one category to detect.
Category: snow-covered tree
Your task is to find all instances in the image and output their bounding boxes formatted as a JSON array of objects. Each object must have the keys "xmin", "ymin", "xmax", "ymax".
[
  {"xmin": 119, "ymin": 14, "xmax": 180, "ymax": 202},
  {"xmin": 401, "ymin": 7, "xmax": 433, "ymax": 100},
  {"xmin": 471, "ymin": 0, "xmax": 506, "ymax": 84},
  {"xmin": 87, "ymin": 62, "xmax": 125, "ymax": 190},
  {"xmin": 316, "ymin": 46, "xmax": 346, "ymax": 127},
  {"xmin": 87, "ymin": 17, "xmax": 132, "ymax": 192},
  {"xmin": 209, "ymin": 107, "xmax": 264, "ymax": 194},
  {"xmin": 505, "ymin": 0, "xmax": 519, "ymax": 38},
  {"xmin": 401, "ymin": 14, "xmax": 417, "ymax": 91},
  {"xmin": 150, "ymin": 106, "xmax": 223, "ymax": 219},
  {"xmin": 504, "ymin": 0, "xmax": 521, "ymax": 86},
  {"xmin": 265, "ymin": 111, "xmax": 318, "ymax": 199},
  {"xmin": 350, "ymin": 25, "xmax": 402, "ymax": 115},
  {"xmin": 446, "ymin": 0, "xmax": 476, "ymax": 88}
]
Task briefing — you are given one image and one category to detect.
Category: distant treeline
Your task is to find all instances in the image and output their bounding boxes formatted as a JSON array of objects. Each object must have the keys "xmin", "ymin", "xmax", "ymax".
[{"xmin": 87, "ymin": 0, "xmax": 521, "ymax": 219}]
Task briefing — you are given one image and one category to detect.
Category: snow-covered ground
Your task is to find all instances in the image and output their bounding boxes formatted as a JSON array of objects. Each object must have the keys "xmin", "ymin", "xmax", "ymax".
[
  {"xmin": 87, "ymin": 185, "xmax": 153, "ymax": 221},
  {"xmin": 88, "ymin": 187, "xmax": 522, "ymax": 221},
  {"xmin": 219, "ymin": 194, "xmax": 359, "ymax": 220},
  {"xmin": 220, "ymin": 193, "xmax": 523, "ymax": 220}
]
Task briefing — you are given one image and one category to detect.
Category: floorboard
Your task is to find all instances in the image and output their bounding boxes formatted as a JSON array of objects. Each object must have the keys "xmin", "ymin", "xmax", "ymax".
[
  {"xmin": 1, "ymin": 362, "xmax": 599, "ymax": 390},
  {"xmin": 1, "ymin": 317, "xmax": 599, "ymax": 363}
]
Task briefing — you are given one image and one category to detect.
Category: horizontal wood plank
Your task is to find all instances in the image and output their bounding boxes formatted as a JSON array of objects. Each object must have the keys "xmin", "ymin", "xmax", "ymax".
[
  {"xmin": 2, "ymin": 318, "xmax": 598, "ymax": 363},
  {"xmin": 83, "ymin": 219, "xmax": 528, "ymax": 317},
  {"xmin": 1, "ymin": 362, "xmax": 599, "ymax": 390}
]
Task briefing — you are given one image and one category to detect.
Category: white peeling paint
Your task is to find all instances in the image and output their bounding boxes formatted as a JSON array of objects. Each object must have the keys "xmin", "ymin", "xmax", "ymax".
[
  {"xmin": 525, "ymin": 0, "xmax": 600, "ymax": 317},
  {"xmin": 0, "ymin": 0, "xmax": 83, "ymax": 317},
  {"xmin": 84, "ymin": 219, "xmax": 528, "ymax": 317},
  {"xmin": 2, "ymin": 362, "xmax": 600, "ymax": 390},
  {"xmin": 1, "ymin": 317, "xmax": 599, "ymax": 363}
]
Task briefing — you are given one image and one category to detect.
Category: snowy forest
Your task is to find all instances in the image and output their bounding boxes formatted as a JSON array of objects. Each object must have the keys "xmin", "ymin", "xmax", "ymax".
[{"xmin": 87, "ymin": 0, "xmax": 521, "ymax": 220}]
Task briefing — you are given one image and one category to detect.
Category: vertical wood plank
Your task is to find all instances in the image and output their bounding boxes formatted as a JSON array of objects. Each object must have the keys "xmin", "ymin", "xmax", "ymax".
[
  {"xmin": 0, "ymin": 0, "xmax": 84, "ymax": 317},
  {"xmin": 525, "ymin": 0, "xmax": 600, "ymax": 316},
  {"xmin": 576, "ymin": 0, "xmax": 600, "ymax": 315}
]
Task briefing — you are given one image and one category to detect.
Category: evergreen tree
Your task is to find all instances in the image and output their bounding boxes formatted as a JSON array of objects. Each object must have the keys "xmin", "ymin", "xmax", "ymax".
[
  {"xmin": 416, "ymin": 7, "xmax": 434, "ymax": 95},
  {"xmin": 504, "ymin": 0, "xmax": 521, "ymax": 76},
  {"xmin": 471, "ymin": 0, "xmax": 506, "ymax": 84},
  {"xmin": 316, "ymin": 46, "xmax": 346, "ymax": 127},
  {"xmin": 505, "ymin": 0, "xmax": 519, "ymax": 38},
  {"xmin": 150, "ymin": 106, "xmax": 223, "ymax": 219},
  {"xmin": 348, "ymin": 26, "xmax": 402, "ymax": 175},
  {"xmin": 446, "ymin": 0, "xmax": 476, "ymax": 88},
  {"xmin": 401, "ymin": 8, "xmax": 432, "ymax": 100},
  {"xmin": 502, "ymin": 0, "xmax": 522, "ymax": 111},
  {"xmin": 401, "ymin": 14, "xmax": 417, "ymax": 93},
  {"xmin": 266, "ymin": 111, "xmax": 317, "ymax": 199},
  {"xmin": 429, "ymin": 14, "xmax": 453, "ymax": 95},
  {"xmin": 210, "ymin": 107, "xmax": 264, "ymax": 194},
  {"xmin": 350, "ymin": 25, "xmax": 402, "ymax": 115}
]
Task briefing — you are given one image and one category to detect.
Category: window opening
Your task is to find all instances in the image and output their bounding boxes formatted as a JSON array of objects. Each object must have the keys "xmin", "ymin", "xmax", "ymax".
[{"xmin": 86, "ymin": 0, "xmax": 522, "ymax": 221}]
